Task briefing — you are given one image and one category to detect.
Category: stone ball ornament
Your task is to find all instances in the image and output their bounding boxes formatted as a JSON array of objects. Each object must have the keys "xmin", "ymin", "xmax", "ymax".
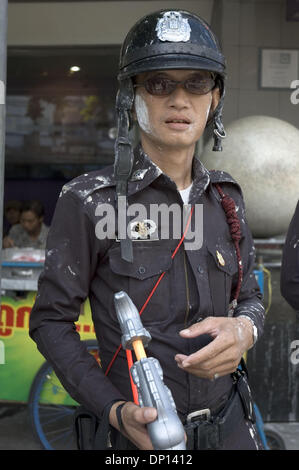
[{"xmin": 201, "ymin": 116, "xmax": 299, "ymax": 238}]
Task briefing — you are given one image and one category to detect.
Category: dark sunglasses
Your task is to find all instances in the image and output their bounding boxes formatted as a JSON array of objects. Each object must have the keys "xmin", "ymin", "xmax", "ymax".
[{"xmin": 134, "ymin": 74, "xmax": 216, "ymax": 96}]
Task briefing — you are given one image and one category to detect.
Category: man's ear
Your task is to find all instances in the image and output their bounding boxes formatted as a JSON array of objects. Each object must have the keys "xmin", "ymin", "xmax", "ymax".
[
  {"xmin": 131, "ymin": 100, "xmax": 137, "ymax": 122},
  {"xmin": 207, "ymin": 87, "xmax": 220, "ymax": 123},
  {"xmin": 211, "ymin": 87, "xmax": 220, "ymax": 113}
]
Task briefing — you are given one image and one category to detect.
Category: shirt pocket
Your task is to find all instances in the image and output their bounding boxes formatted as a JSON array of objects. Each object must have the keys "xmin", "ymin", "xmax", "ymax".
[
  {"xmin": 108, "ymin": 242, "xmax": 173, "ymax": 324},
  {"xmin": 206, "ymin": 241, "xmax": 239, "ymax": 316}
]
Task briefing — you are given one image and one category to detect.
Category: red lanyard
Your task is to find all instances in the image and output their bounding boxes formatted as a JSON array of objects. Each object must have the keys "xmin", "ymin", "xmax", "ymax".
[{"xmin": 105, "ymin": 206, "xmax": 195, "ymax": 403}]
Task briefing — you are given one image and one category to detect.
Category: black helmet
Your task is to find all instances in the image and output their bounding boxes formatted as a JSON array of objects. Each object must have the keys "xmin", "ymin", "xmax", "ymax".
[
  {"xmin": 114, "ymin": 10, "xmax": 226, "ymax": 263},
  {"xmin": 119, "ymin": 10, "xmax": 226, "ymax": 81}
]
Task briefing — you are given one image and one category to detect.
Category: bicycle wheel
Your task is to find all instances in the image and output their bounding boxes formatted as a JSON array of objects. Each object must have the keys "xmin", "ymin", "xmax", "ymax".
[
  {"xmin": 28, "ymin": 340, "xmax": 99, "ymax": 450},
  {"xmin": 264, "ymin": 429, "xmax": 286, "ymax": 450}
]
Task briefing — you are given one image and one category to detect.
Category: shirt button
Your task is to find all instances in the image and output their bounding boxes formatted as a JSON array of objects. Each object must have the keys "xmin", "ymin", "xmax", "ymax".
[
  {"xmin": 138, "ymin": 266, "xmax": 146, "ymax": 275},
  {"xmin": 197, "ymin": 265, "xmax": 204, "ymax": 274}
]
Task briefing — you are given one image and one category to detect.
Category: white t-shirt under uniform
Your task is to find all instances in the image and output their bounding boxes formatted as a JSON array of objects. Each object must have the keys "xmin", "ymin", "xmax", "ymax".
[{"xmin": 179, "ymin": 183, "xmax": 193, "ymax": 205}]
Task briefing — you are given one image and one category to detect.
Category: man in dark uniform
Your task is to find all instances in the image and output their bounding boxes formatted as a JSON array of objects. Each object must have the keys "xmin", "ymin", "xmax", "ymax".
[
  {"xmin": 281, "ymin": 201, "xmax": 299, "ymax": 311},
  {"xmin": 29, "ymin": 10, "xmax": 265, "ymax": 450}
]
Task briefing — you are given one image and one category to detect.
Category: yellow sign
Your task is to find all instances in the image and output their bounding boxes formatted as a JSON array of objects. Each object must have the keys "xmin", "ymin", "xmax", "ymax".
[{"xmin": 0, "ymin": 292, "xmax": 95, "ymax": 403}]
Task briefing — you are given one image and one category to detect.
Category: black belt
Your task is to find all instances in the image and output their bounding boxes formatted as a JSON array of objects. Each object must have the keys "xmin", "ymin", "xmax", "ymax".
[{"xmin": 184, "ymin": 370, "xmax": 255, "ymax": 450}]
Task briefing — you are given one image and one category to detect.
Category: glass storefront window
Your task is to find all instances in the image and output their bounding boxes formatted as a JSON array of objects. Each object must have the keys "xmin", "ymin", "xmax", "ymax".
[{"xmin": 6, "ymin": 47, "xmax": 120, "ymax": 179}]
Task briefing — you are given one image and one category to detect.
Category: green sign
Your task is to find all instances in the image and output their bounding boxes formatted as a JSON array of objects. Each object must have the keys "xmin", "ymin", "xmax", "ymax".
[{"xmin": 0, "ymin": 292, "xmax": 95, "ymax": 403}]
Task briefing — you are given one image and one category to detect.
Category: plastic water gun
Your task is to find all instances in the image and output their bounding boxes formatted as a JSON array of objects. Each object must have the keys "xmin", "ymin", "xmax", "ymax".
[{"xmin": 114, "ymin": 290, "xmax": 186, "ymax": 450}]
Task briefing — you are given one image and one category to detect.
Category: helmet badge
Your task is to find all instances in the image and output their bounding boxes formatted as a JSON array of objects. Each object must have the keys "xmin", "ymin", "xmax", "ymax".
[{"xmin": 156, "ymin": 11, "xmax": 191, "ymax": 42}]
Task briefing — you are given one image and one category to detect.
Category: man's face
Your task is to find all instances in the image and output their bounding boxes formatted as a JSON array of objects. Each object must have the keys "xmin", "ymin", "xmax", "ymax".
[
  {"xmin": 20, "ymin": 210, "xmax": 42, "ymax": 236},
  {"xmin": 133, "ymin": 69, "xmax": 220, "ymax": 152}
]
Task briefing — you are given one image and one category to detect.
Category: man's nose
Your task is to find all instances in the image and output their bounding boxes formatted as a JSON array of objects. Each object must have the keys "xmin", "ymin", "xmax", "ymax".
[{"xmin": 167, "ymin": 85, "xmax": 190, "ymax": 107}]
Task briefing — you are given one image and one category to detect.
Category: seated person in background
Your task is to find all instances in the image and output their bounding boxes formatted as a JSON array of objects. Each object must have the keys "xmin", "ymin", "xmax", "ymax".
[
  {"xmin": 281, "ymin": 200, "xmax": 299, "ymax": 311},
  {"xmin": 3, "ymin": 200, "xmax": 49, "ymax": 249},
  {"xmin": 3, "ymin": 200, "xmax": 23, "ymax": 237}
]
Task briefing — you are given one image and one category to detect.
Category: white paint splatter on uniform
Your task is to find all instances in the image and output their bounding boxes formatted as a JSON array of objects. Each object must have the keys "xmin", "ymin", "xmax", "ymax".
[
  {"xmin": 95, "ymin": 176, "xmax": 111, "ymax": 184},
  {"xmin": 131, "ymin": 169, "xmax": 149, "ymax": 181},
  {"xmin": 47, "ymin": 248, "xmax": 58, "ymax": 257},
  {"xmin": 67, "ymin": 265, "xmax": 76, "ymax": 276},
  {"xmin": 245, "ymin": 421, "xmax": 260, "ymax": 450},
  {"xmin": 59, "ymin": 184, "xmax": 71, "ymax": 197}
]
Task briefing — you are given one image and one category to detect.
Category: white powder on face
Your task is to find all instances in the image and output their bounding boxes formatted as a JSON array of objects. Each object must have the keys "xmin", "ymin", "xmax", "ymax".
[
  {"xmin": 134, "ymin": 90, "xmax": 213, "ymax": 140},
  {"xmin": 134, "ymin": 93, "xmax": 154, "ymax": 135}
]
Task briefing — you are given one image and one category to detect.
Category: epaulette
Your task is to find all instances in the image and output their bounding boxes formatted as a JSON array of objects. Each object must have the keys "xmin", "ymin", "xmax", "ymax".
[
  {"xmin": 59, "ymin": 165, "xmax": 116, "ymax": 201},
  {"xmin": 209, "ymin": 169, "xmax": 240, "ymax": 188},
  {"xmin": 208, "ymin": 169, "xmax": 243, "ymax": 198}
]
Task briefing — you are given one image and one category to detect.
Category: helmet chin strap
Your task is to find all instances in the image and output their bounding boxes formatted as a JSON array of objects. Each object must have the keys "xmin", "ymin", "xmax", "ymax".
[
  {"xmin": 212, "ymin": 83, "xmax": 226, "ymax": 152},
  {"xmin": 114, "ymin": 78, "xmax": 135, "ymax": 262},
  {"xmin": 205, "ymin": 77, "xmax": 226, "ymax": 152},
  {"xmin": 212, "ymin": 106, "xmax": 226, "ymax": 151}
]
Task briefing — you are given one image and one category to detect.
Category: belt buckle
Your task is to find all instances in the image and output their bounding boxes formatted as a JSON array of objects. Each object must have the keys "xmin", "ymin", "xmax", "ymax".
[{"xmin": 186, "ymin": 408, "xmax": 211, "ymax": 424}]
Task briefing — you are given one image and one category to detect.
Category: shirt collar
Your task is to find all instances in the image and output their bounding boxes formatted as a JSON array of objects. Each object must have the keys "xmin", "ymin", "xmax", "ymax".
[
  {"xmin": 188, "ymin": 157, "xmax": 211, "ymax": 204},
  {"xmin": 127, "ymin": 145, "xmax": 165, "ymax": 196},
  {"xmin": 127, "ymin": 144, "xmax": 211, "ymax": 201}
]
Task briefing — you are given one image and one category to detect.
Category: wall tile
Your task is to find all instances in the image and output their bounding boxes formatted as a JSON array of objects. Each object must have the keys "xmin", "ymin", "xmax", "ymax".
[
  {"xmin": 239, "ymin": 0, "xmax": 282, "ymax": 47},
  {"xmin": 255, "ymin": 1, "xmax": 282, "ymax": 47},
  {"xmin": 279, "ymin": 90, "xmax": 299, "ymax": 129},
  {"xmin": 239, "ymin": 46, "xmax": 259, "ymax": 89},
  {"xmin": 238, "ymin": 89, "xmax": 280, "ymax": 118},
  {"xmin": 221, "ymin": 0, "xmax": 240, "ymax": 46},
  {"xmin": 223, "ymin": 44, "xmax": 240, "ymax": 88},
  {"xmin": 281, "ymin": 2, "xmax": 299, "ymax": 48},
  {"xmin": 222, "ymin": 88, "xmax": 240, "ymax": 125},
  {"xmin": 219, "ymin": 0, "xmax": 297, "ymax": 129},
  {"xmin": 239, "ymin": 0, "xmax": 257, "ymax": 46}
]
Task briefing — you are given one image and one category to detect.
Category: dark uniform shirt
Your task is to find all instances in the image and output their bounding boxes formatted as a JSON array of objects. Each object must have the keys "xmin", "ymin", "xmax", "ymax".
[
  {"xmin": 281, "ymin": 200, "xmax": 299, "ymax": 311},
  {"xmin": 29, "ymin": 146, "xmax": 265, "ymax": 422}
]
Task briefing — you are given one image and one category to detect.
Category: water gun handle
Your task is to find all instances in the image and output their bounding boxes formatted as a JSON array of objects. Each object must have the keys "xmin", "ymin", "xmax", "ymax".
[{"xmin": 131, "ymin": 356, "xmax": 186, "ymax": 450}]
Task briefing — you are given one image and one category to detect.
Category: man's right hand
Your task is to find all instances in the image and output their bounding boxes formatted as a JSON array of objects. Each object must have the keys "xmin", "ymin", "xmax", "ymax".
[{"xmin": 109, "ymin": 400, "xmax": 157, "ymax": 450}]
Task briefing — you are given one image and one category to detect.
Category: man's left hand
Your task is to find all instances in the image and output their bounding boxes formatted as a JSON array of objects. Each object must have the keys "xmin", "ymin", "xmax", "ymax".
[{"xmin": 174, "ymin": 316, "xmax": 253, "ymax": 380}]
